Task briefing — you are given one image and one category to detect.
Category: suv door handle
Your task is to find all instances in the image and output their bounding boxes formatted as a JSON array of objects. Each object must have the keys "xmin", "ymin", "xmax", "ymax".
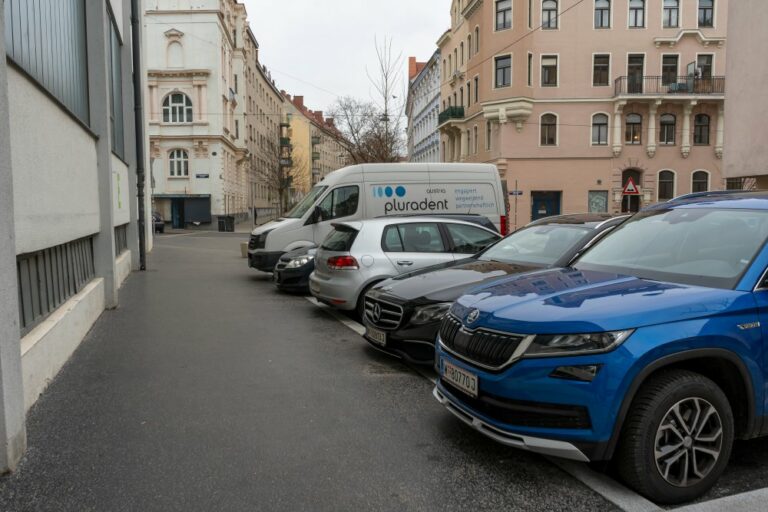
[{"xmin": 397, "ymin": 260, "xmax": 414, "ymax": 266}]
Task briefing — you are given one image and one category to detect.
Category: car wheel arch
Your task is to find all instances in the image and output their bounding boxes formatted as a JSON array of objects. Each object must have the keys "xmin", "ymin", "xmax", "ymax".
[{"xmin": 597, "ymin": 348, "xmax": 759, "ymax": 461}]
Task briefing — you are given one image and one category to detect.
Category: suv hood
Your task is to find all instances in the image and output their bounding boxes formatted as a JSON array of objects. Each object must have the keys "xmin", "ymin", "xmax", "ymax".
[
  {"xmin": 377, "ymin": 259, "xmax": 543, "ymax": 303},
  {"xmin": 453, "ymin": 268, "xmax": 754, "ymax": 334}
]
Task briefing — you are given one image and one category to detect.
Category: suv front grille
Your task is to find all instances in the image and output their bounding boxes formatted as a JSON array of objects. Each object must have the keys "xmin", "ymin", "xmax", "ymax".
[
  {"xmin": 439, "ymin": 315, "xmax": 525, "ymax": 370},
  {"xmin": 364, "ymin": 297, "xmax": 404, "ymax": 330}
]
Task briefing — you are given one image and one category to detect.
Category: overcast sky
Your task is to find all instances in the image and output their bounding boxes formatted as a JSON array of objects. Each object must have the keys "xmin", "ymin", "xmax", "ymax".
[{"xmin": 243, "ymin": 0, "xmax": 448, "ymax": 114}]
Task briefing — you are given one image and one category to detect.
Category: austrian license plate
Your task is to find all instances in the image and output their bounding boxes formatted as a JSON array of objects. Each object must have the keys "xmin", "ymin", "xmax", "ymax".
[
  {"xmin": 442, "ymin": 359, "xmax": 478, "ymax": 398},
  {"xmin": 366, "ymin": 327, "xmax": 387, "ymax": 346}
]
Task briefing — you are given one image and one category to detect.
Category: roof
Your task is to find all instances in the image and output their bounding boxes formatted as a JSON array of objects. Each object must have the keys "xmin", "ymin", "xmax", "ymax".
[
  {"xmin": 651, "ymin": 191, "xmax": 768, "ymax": 211},
  {"xmin": 525, "ymin": 213, "xmax": 626, "ymax": 229}
]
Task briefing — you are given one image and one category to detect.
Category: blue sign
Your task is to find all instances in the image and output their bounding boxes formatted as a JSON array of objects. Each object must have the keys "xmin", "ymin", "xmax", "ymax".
[
  {"xmin": 509, "ymin": 190, "xmax": 523, "ymax": 196},
  {"xmin": 196, "ymin": 174, "xmax": 210, "ymax": 179}
]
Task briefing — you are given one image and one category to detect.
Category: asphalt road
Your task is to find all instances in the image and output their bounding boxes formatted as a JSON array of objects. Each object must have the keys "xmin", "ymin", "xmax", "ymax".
[{"xmin": 0, "ymin": 232, "xmax": 619, "ymax": 511}]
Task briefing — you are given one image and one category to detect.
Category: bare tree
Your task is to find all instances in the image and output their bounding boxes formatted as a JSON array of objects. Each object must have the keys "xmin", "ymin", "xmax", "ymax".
[
  {"xmin": 329, "ymin": 37, "xmax": 406, "ymax": 163},
  {"xmin": 252, "ymin": 139, "xmax": 306, "ymax": 216}
]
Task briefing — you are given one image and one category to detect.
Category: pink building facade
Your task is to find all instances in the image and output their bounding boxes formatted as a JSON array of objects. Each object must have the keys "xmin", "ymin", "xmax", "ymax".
[{"xmin": 439, "ymin": 0, "xmax": 729, "ymax": 228}]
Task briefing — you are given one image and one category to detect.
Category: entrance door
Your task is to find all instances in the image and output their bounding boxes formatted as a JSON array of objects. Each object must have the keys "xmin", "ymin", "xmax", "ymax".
[
  {"xmin": 171, "ymin": 199, "xmax": 185, "ymax": 229},
  {"xmin": 621, "ymin": 169, "xmax": 642, "ymax": 213},
  {"xmin": 628, "ymin": 54, "xmax": 645, "ymax": 93},
  {"xmin": 531, "ymin": 191, "xmax": 562, "ymax": 221}
]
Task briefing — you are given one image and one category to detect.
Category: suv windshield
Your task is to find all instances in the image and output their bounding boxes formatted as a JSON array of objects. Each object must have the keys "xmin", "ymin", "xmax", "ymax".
[
  {"xmin": 478, "ymin": 225, "xmax": 591, "ymax": 266},
  {"xmin": 285, "ymin": 186, "xmax": 327, "ymax": 219},
  {"xmin": 576, "ymin": 208, "xmax": 768, "ymax": 289}
]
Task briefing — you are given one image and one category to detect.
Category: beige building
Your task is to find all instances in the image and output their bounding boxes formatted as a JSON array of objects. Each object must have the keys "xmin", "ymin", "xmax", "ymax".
[
  {"xmin": 439, "ymin": 0, "xmax": 729, "ymax": 227},
  {"xmin": 723, "ymin": 0, "xmax": 768, "ymax": 187},
  {"xmin": 244, "ymin": 29, "xmax": 285, "ymax": 222},
  {"xmin": 283, "ymin": 94, "xmax": 349, "ymax": 198}
]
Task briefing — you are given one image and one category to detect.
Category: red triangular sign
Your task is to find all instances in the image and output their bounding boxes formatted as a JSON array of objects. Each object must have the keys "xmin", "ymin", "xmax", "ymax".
[{"xmin": 623, "ymin": 177, "xmax": 640, "ymax": 195}]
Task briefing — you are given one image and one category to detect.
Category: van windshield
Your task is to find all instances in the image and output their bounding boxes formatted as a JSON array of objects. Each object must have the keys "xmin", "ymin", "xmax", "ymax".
[{"xmin": 284, "ymin": 186, "xmax": 327, "ymax": 219}]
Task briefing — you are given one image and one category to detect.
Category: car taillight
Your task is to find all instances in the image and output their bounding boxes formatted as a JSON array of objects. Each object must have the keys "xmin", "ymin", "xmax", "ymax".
[
  {"xmin": 500, "ymin": 215, "xmax": 508, "ymax": 236},
  {"xmin": 327, "ymin": 255, "xmax": 359, "ymax": 270}
]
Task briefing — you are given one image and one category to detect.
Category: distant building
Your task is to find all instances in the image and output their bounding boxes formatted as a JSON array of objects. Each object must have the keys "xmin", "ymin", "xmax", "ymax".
[
  {"xmin": 439, "ymin": 0, "xmax": 728, "ymax": 227},
  {"xmin": 0, "ymin": 0, "xmax": 144, "ymax": 470},
  {"xmin": 283, "ymin": 94, "xmax": 350, "ymax": 198},
  {"xmin": 406, "ymin": 51, "xmax": 441, "ymax": 163},
  {"xmin": 146, "ymin": 0, "xmax": 265, "ymax": 228}
]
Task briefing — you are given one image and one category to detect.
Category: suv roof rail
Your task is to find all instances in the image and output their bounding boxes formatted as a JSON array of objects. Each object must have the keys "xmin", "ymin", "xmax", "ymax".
[{"xmin": 667, "ymin": 190, "xmax": 763, "ymax": 203}]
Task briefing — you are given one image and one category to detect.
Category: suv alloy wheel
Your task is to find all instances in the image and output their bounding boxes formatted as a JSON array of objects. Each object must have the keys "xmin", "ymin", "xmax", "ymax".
[{"xmin": 616, "ymin": 370, "xmax": 734, "ymax": 504}]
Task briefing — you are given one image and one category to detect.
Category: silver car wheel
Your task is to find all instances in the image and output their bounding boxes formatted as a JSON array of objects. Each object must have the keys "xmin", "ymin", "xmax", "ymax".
[{"xmin": 654, "ymin": 397, "xmax": 723, "ymax": 488}]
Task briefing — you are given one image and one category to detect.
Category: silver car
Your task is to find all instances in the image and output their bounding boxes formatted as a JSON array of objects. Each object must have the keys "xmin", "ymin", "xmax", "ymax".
[{"xmin": 309, "ymin": 217, "xmax": 501, "ymax": 317}]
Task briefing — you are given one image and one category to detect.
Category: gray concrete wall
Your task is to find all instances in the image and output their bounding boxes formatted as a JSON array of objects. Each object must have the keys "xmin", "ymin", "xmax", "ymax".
[
  {"xmin": 723, "ymin": 0, "xmax": 768, "ymax": 178},
  {"xmin": 0, "ymin": 0, "xmax": 28, "ymax": 472}
]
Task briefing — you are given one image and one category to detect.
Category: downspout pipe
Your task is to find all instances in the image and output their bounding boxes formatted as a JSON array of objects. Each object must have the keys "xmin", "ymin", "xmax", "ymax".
[{"xmin": 131, "ymin": 0, "xmax": 147, "ymax": 270}]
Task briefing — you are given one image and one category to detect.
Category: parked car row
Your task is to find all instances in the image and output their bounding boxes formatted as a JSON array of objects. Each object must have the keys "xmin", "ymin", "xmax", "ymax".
[{"xmin": 250, "ymin": 170, "xmax": 768, "ymax": 504}]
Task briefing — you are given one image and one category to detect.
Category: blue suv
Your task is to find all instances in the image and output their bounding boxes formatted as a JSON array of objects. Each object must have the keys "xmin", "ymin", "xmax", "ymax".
[{"xmin": 434, "ymin": 192, "xmax": 768, "ymax": 504}]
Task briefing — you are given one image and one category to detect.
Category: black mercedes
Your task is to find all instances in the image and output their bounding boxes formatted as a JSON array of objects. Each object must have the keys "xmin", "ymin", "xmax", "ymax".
[{"xmin": 361, "ymin": 213, "xmax": 628, "ymax": 364}]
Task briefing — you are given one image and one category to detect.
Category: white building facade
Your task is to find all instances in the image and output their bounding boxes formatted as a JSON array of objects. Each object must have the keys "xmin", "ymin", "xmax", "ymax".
[
  {"xmin": 407, "ymin": 50, "xmax": 441, "ymax": 163},
  {"xmin": 0, "ymin": 0, "xmax": 144, "ymax": 471},
  {"xmin": 145, "ymin": 0, "xmax": 250, "ymax": 228}
]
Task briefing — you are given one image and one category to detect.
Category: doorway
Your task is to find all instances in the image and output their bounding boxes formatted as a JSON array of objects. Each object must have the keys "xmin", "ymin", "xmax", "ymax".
[
  {"xmin": 531, "ymin": 191, "xmax": 562, "ymax": 220},
  {"xmin": 621, "ymin": 169, "xmax": 642, "ymax": 213},
  {"xmin": 171, "ymin": 199, "xmax": 185, "ymax": 229},
  {"xmin": 628, "ymin": 54, "xmax": 645, "ymax": 93}
]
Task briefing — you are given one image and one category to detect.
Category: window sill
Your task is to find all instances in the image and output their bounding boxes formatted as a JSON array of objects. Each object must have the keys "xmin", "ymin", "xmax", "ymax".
[{"xmin": 168, "ymin": 176, "xmax": 190, "ymax": 180}]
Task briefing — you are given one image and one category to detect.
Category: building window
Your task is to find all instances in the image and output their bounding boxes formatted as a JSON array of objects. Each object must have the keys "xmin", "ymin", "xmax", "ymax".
[
  {"xmin": 541, "ymin": 56, "xmax": 558, "ymax": 87},
  {"xmin": 699, "ymin": 0, "xmax": 714, "ymax": 27},
  {"xmin": 467, "ymin": 82, "xmax": 471, "ymax": 107},
  {"xmin": 625, "ymin": 113, "xmax": 642, "ymax": 144},
  {"xmin": 475, "ymin": 27, "xmax": 480, "ymax": 52},
  {"xmin": 527, "ymin": 53, "xmax": 533, "ymax": 86},
  {"xmin": 663, "ymin": 0, "xmax": 679, "ymax": 28},
  {"xmin": 460, "ymin": 87, "xmax": 464, "ymax": 107},
  {"xmin": 474, "ymin": 76, "xmax": 479, "ymax": 102},
  {"xmin": 486, "ymin": 121, "xmax": 492, "ymax": 150},
  {"xmin": 542, "ymin": 0, "xmax": 558, "ymax": 29},
  {"xmin": 109, "ymin": 21, "xmax": 124, "ymax": 158},
  {"xmin": 595, "ymin": 0, "xmax": 610, "ymax": 28},
  {"xmin": 468, "ymin": 35, "xmax": 472, "ymax": 58},
  {"xmin": 660, "ymin": 114, "xmax": 676, "ymax": 145},
  {"xmin": 692, "ymin": 171, "xmax": 709, "ymax": 192},
  {"xmin": 697, "ymin": 54, "xmax": 714, "ymax": 78},
  {"xmin": 694, "ymin": 114, "xmax": 711, "ymax": 145},
  {"xmin": 495, "ymin": 55, "xmax": 512, "ymax": 88},
  {"xmin": 540, "ymin": 114, "xmax": 557, "ymax": 146},
  {"xmin": 473, "ymin": 126, "xmax": 479, "ymax": 154},
  {"xmin": 658, "ymin": 170, "xmax": 675, "ymax": 201},
  {"xmin": 460, "ymin": 42, "xmax": 465, "ymax": 65},
  {"xmin": 592, "ymin": 113, "xmax": 609, "ymax": 145},
  {"xmin": 496, "ymin": 0, "xmax": 512, "ymax": 30},
  {"xmin": 726, "ymin": 178, "xmax": 745, "ymax": 190},
  {"xmin": 629, "ymin": 0, "xmax": 645, "ymax": 28},
  {"xmin": 169, "ymin": 149, "xmax": 189, "ymax": 177},
  {"xmin": 163, "ymin": 93, "xmax": 193, "ymax": 123},
  {"xmin": 593, "ymin": 54, "xmax": 610, "ymax": 86},
  {"xmin": 662, "ymin": 55, "xmax": 679, "ymax": 85}
]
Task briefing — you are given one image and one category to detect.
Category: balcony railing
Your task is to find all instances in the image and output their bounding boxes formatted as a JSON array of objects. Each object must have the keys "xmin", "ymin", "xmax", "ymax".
[
  {"xmin": 614, "ymin": 76, "xmax": 725, "ymax": 96},
  {"xmin": 279, "ymin": 137, "xmax": 291, "ymax": 147},
  {"xmin": 312, "ymin": 151, "xmax": 320, "ymax": 160},
  {"xmin": 311, "ymin": 136, "xmax": 321, "ymax": 145},
  {"xmin": 438, "ymin": 106, "xmax": 465, "ymax": 125}
]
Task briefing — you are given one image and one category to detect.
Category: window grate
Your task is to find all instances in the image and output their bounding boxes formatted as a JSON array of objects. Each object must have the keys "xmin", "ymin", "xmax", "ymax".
[{"xmin": 17, "ymin": 236, "xmax": 95, "ymax": 335}]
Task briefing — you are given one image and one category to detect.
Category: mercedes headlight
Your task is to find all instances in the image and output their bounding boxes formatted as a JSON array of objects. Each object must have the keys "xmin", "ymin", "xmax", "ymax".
[
  {"xmin": 286, "ymin": 255, "xmax": 314, "ymax": 269},
  {"xmin": 410, "ymin": 303, "xmax": 452, "ymax": 325},
  {"xmin": 524, "ymin": 330, "xmax": 633, "ymax": 357}
]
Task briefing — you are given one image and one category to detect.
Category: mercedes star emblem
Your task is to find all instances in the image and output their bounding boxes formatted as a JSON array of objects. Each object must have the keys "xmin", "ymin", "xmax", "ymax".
[{"xmin": 372, "ymin": 303, "xmax": 382, "ymax": 323}]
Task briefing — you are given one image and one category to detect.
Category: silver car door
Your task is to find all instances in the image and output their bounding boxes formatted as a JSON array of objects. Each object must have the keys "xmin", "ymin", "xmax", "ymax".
[{"xmin": 381, "ymin": 222, "xmax": 454, "ymax": 273}]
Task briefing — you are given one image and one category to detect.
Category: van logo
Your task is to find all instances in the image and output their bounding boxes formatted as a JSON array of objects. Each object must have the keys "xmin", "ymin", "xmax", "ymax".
[
  {"xmin": 374, "ymin": 185, "xmax": 406, "ymax": 199},
  {"xmin": 466, "ymin": 309, "xmax": 480, "ymax": 325},
  {"xmin": 737, "ymin": 322, "xmax": 760, "ymax": 330}
]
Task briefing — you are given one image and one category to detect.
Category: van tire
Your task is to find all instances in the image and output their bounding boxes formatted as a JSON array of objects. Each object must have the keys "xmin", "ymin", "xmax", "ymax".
[{"xmin": 615, "ymin": 369, "xmax": 733, "ymax": 505}]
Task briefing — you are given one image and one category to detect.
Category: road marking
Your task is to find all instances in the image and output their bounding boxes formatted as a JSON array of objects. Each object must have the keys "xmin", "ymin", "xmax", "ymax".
[
  {"xmin": 305, "ymin": 296, "xmax": 365, "ymax": 335},
  {"xmin": 670, "ymin": 488, "xmax": 768, "ymax": 512},
  {"xmin": 546, "ymin": 457, "xmax": 662, "ymax": 512}
]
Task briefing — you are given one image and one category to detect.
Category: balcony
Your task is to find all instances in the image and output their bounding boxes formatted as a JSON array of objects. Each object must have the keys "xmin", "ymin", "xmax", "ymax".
[
  {"xmin": 614, "ymin": 76, "xmax": 725, "ymax": 97},
  {"xmin": 438, "ymin": 106, "xmax": 465, "ymax": 126},
  {"xmin": 279, "ymin": 137, "xmax": 291, "ymax": 147},
  {"xmin": 312, "ymin": 151, "xmax": 320, "ymax": 161},
  {"xmin": 311, "ymin": 136, "xmax": 321, "ymax": 145}
]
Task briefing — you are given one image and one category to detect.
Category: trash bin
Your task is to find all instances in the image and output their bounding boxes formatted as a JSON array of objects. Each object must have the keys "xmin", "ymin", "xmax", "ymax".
[{"xmin": 217, "ymin": 215, "xmax": 235, "ymax": 232}]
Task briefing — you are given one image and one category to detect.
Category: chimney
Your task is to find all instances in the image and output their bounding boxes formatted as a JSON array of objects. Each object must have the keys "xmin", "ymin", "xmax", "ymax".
[
  {"xmin": 294, "ymin": 95, "xmax": 304, "ymax": 110},
  {"xmin": 408, "ymin": 56, "xmax": 418, "ymax": 80},
  {"xmin": 325, "ymin": 117, "xmax": 335, "ymax": 128}
]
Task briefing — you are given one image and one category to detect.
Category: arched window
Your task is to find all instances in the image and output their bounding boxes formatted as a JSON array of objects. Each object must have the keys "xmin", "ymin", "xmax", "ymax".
[
  {"xmin": 694, "ymin": 114, "xmax": 711, "ymax": 145},
  {"xmin": 625, "ymin": 113, "xmax": 642, "ymax": 144},
  {"xmin": 542, "ymin": 0, "xmax": 558, "ymax": 29},
  {"xmin": 660, "ymin": 114, "xmax": 676, "ymax": 144},
  {"xmin": 163, "ymin": 93, "xmax": 193, "ymax": 123},
  {"xmin": 692, "ymin": 171, "xmax": 709, "ymax": 192},
  {"xmin": 658, "ymin": 170, "xmax": 675, "ymax": 201},
  {"xmin": 592, "ymin": 113, "xmax": 609, "ymax": 145},
  {"xmin": 475, "ymin": 26, "xmax": 480, "ymax": 52},
  {"xmin": 595, "ymin": 0, "xmax": 611, "ymax": 28},
  {"xmin": 629, "ymin": 0, "xmax": 645, "ymax": 27},
  {"xmin": 467, "ymin": 34, "xmax": 472, "ymax": 59},
  {"xmin": 540, "ymin": 113, "xmax": 557, "ymax": 146},
  {"xmin": 169, "ymin": 149, "xmax": 189, "ymax": 177}
]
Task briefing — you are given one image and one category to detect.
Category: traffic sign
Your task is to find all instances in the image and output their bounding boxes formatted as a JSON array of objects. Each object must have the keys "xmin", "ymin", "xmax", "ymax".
[
  {"xmin": 623, "ymin": 177, "xmax": 640, "ymax": 195},
  {"xmin": 509, "ymin": 190, "xmax": 523, "ymax": 196}
]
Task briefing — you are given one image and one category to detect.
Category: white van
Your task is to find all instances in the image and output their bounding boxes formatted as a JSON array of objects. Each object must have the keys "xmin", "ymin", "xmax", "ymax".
[{"xmin": 247, "ymin": 163, "xmax": 507, "ymax": 272}]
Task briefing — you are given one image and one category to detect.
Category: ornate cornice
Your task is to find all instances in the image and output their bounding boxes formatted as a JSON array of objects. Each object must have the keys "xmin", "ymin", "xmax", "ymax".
[{"xmin": 654, "ymin": 29, "xmax": 726, "ymax": 48}]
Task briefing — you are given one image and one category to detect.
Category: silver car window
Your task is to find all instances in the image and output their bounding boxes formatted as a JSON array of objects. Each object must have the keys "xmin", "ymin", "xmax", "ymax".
[{"xmin": 382, "ymin": 223, "xmax": 446, "ymax": 253}]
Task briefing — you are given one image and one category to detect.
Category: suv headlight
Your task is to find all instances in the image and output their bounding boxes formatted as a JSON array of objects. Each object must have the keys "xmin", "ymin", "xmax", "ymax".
[
  {"xmin": 524, "ymin": 330, "xmax": 634, "ymax": 357},
  {"xmin": 286, "ymin": 255, "xmax": 314, "ymax": 269},
  {"xmin": 410, "ymin": 303, "xmax": 452, "ymax": 325}
]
